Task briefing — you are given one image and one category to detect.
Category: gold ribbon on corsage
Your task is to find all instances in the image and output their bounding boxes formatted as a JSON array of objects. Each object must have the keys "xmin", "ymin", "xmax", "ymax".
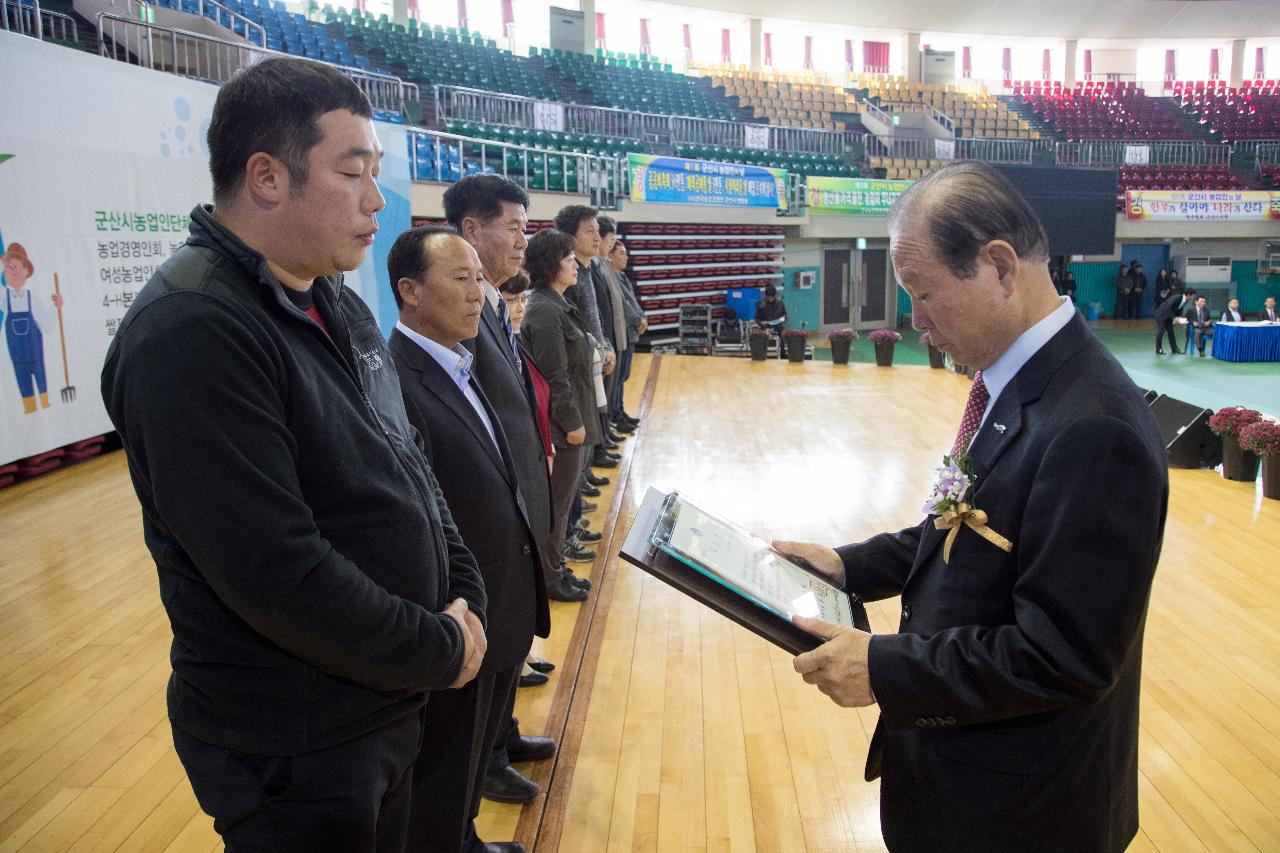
[{"xmin": 933, "ymin": 503, "xmax": 1013, "ymax": 564}]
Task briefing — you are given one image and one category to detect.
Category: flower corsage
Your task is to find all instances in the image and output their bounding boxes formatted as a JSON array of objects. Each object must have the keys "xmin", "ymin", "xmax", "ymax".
[{"xmin": 922, "ymin": 447, "xmax": 1013, "ymax": 564}]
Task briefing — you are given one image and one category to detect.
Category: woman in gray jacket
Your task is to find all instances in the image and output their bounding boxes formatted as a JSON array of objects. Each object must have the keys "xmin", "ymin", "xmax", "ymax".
[{"xmin": 520, "ymin": 229, "xmax": 604, "ymax": 594}]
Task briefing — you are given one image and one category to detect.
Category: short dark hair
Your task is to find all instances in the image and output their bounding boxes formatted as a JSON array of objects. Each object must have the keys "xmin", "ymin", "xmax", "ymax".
[
  {"xmin": 208, "ymin": 58, "xmax": 372, "ymax": 205},
  {"xmin": 386, "ymin": 225, "xmax": 459, "ymax": 310},
  {"xmin": 554, "ymin": 205, "xmax": 598, "ymax": 237},
  {"xmin": 500, "ymin": 270, "xmax": 530, "ymax": 296},
  {"xmin": 525, "ymin": 229, "xmax": 575, "ymax": 289},
  {"xmin": 887, "ymin": 161, "xmax": 1049, "ymax": 279},
  {"xmin": 442, "ymin": 174, "xmax": 530, "ymax": 229},
  {"xmin": 763, "ymin": 284, "xmax": 777, "ymax": 297},
  {"xmin": 597, "ymin": 215, "xmax": 616, "ymax": 238}
]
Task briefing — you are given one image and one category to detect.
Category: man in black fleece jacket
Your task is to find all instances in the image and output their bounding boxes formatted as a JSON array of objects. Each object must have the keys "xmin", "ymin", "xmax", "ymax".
[{"xmin": 100, "ymin": 58, "xmax": 487, "ymax": 853}]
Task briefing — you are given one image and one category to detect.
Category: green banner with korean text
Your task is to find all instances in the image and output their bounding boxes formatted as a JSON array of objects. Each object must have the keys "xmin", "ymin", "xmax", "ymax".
[{"xmin": 805, "ymin": 176, "xmax": 912, "ymax": 215}]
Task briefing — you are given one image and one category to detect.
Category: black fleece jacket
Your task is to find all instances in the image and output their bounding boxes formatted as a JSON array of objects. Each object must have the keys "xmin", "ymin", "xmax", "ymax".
[{"xmin": 101, "ymin": 205, "xmax": 487, "ymax": 755}]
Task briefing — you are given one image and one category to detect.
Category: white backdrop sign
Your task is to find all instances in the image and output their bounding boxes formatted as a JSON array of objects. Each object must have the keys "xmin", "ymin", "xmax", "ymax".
[
  {"xmin": 533, "ymin": 100, "xmax": 565, "ymax": 132},
  {"xmin": 0, "ymin": 33, "xmax": 410, "ymax": 466},
  {"xmin": 743, "ymin": 125, "xmax": 771, "ymax": 150},
  {"xmin": 1124, "ymin": 145, "xmax": 1151, "ymax": 166}
]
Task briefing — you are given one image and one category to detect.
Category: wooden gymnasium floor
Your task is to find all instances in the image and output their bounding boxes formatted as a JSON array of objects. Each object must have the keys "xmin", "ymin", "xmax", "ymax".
[{"xmin": 2, "ymin": 352, "xmax": 1278, "ymax": 852}]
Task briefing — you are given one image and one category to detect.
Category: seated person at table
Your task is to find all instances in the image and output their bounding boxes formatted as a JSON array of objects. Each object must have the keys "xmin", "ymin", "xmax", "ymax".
[
  {"xmin": 1186, "ymin": 296, "xmax": 1213, "ymax": 357},
  {"xmin": 1264, "ymin": 296, "xmax": 1279, "ymax": 323},
  {"xmin": 1221, "ymin": 298, "xmax": 1244, "ymax": 323},
  {"xmin": 716, "ymin": 307, "xmax": 744, "ymax": 345},
  {"xmin": 755, "ymin": 285, "xmax": 788, "ymax": 358}
]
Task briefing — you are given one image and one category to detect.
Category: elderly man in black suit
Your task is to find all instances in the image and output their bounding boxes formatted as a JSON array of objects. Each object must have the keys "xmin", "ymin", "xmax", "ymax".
[
  {"xmin": 1187, "ymin": 295, "xmax": 1214, "ymax": 357},
  {"xmin": 387, "ymin": 227, "xmax": 551, "ymax": 853},
  {"xmin": 776, "ymin": 161, "xmax": 1167, "ymax": 853}
]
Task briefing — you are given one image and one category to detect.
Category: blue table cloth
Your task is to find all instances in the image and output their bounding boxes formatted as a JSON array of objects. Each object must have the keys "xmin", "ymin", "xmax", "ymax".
[{"xmin": 1213, "ymin": 322, "xmax": 1280, "ymax": 363}]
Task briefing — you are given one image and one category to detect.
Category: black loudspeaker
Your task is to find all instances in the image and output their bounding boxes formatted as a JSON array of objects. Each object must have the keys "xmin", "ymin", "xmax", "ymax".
[{"xmin": 1149, "ymin": 394, "xmax": 1222, "ymax": 468}]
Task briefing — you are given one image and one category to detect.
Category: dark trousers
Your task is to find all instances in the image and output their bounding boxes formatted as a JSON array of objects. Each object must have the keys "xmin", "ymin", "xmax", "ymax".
[
  {"xmin": 1193, "ymin": 325, "xmax": 1212, "ymax": 354},
  {"xmin": 610, "ymin": 345, "xmax": 634, "ymax": 420},
  {"xmin": 1155, "ymin": 320, "xmax": 1180, "ymax": 352},
  {"xmin": 409, "ymin": 666, "xmax": 519, "ymax": 853},
  {"xmin": 173, "ymin": 710, "xmax": 423, "ymax": 853}
]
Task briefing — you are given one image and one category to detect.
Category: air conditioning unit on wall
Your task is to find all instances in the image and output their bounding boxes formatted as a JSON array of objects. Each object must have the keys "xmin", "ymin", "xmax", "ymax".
[{"xmin": 1177, "ymin": 256, "xmax": 1232, "ymax": 284}]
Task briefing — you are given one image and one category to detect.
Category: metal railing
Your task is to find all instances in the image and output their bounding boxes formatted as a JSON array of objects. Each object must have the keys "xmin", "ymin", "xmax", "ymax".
[
  {"xmin": 195, "ymin": 0, "xmax": 264, "ymax": 48},
  {"xmin": 407, "ymin": 127, "xmax": 622, "ymax": 210},
  {"xmin": 863, "ymin": 134, "xmax": 935, "ymax": 161},
  {"xmin": 1054, "ymin": 140, "xmax": 1230, "ymax": 168},
  {"xmin": 955, "ymin": 137, "xmax": 1033, "ymax": 164},
  {"xmin": 434, "ymin": 85, "xmax": 852, "ymax": 155},
  {"xmin": 1256, "ymin": 142, "xmax": 1280, "ymax": 169},
  {"xmin": 922, "ymin": 104, "xmax": 955, "ymax": 134},
  {"xmin": 2, "ymin": 0, "xmax": 77, "ymax": 42},
  {"xmin": 96, "ymin": 13, "xmax": 417, "ymax": 113}
]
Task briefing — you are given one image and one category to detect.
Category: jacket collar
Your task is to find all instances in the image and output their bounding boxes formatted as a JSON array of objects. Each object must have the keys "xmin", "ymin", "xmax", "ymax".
[{"xmin": 186, "ymin": 204, "xmax": 344, "ymax": 316}]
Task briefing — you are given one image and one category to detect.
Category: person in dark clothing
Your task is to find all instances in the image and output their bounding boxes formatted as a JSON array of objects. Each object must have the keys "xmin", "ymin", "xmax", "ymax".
[
  {"xmin": 387, "ymin": 227, "xmax": 549, "ymax": 853},
  {"xmin": 755, "ymin": 284, "xmax": 789, "ymax": 358},
  {"xmin": 1185, "ymin": 295, "xmax": 1213, "ymax": 357},
  {"xmin": 1061, "ymin": 270, "xmax": 1077, "ymax": 305},
  {"xmin": 1128, "ymin": 261, "xmax": 1147, "ymax": 320},
  {"xmin": 1154, "ymin": 267, "xmax": 1172, "ymax": 304},
  {"xmin": 100, "ymin": 58, "xmax": 487, "ymax": 853},
  {"xmin": 1115, "ymin": 263, "xmax": 1131, "ymax": 320},
  {"xmin": 1154, "ymin": 288, "xmax": 1196, "ymax": 354}
]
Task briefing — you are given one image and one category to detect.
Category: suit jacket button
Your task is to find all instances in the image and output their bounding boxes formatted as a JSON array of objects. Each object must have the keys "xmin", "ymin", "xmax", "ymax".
[
  {"xmin": 901, "ymin": 605, "xmax": 911, "ymax": 622},
  {"xmin": 521, "ymin": 545, "xmax": 532, "ymax": 555}
]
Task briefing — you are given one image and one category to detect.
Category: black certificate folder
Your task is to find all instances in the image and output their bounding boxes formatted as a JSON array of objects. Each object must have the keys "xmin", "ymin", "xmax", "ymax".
[{"xmin": 619, "ymin": 487, "xmax": 865, "ymax": 655}]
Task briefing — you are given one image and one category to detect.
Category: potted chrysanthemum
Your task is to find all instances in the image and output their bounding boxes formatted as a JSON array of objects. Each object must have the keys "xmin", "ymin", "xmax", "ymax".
[
  {"xmin": 748, "ymin": 325, "xmax": 769, "ymax": 361},
  {"xmin": 826, "ymin": 327, "xmax": 858, "ymax": 365},
  {"xmin": 782, "ymin": 328, "xmax": 809, "ymax": 363},
  {"xmin": 1238, "ymin": 417, "xmax": 1280, "ymax": 500},
  {"xmin": 1207, "ymin": 406, "xmax": 1263, "ymax": 482},
  {"xmin": 868, "ymin": 328, "xmax": 902, "ymax": 366}
]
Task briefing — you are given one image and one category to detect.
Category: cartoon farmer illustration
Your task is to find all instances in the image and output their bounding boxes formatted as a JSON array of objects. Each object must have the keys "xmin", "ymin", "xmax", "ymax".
[{"xmin": 2, "ymin": 243, "xmax": 64, "ymax": 414}]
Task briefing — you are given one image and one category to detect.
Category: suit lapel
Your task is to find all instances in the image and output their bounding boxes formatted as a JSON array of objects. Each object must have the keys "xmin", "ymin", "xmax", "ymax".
[
  {"xmin": 480, "ymin": 300, "xmax": 518, "ymax": 374},
  {"xmin": 910, "ymin": 314, "xmax": 1092, "ymax": 571},
  {"xmin": 390, "ymin": 329, "xmax": 509, "ymax": 482}
]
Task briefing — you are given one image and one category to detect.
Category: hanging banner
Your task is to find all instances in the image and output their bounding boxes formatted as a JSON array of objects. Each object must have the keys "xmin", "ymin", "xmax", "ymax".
[
  {"xmin": 532, "ymin": 100, "xmax": 565, "ymax": 132},
  {"xmin": 804, "ymin": 176, "xmax": 913, "ymax": 215},
  {"xmin": 743, "ymin": 125, "xmax": 771, "ymax": 150},
  {"xmin": 1125, "ymin": 190, "xmax": 1280, "ymax": 222},
  {"xmin": 0, "ymin": 33, "xmax": 410, "ymax": 466},
  {"xmin": 1124, "ymin": 145, "xmax": 1150, "ymax": 166},
  {"xmin": 628, "ymin": 153, "xmax": 787, "ymax": 209},
  {"xmin": 934, "ymin": 139, "xmax": 956, "ymax": 160}
]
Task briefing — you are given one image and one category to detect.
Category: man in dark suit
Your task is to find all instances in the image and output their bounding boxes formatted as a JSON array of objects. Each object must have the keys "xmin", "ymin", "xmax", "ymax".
[
  {"xmin": 442, "ymin": 175, "xmax": 573, "ymax": 810},
  {"xmin": 777, "ymin": 161, "xmax": 1167, "ymax": 853},
  {"xmin": 1221, "ymin": 297, "xmax": 1244, "ymax": 323},
  {"xmin": 1187, "ymin": 295, "xmax": 1213, "ymax": 357},
  {"xmin": 1263, "ymin": 296, "xmax": 1279, "ymax": 323},
  {"xmin": 388, "ymin": 227, "xmax": 551, "ymax": 853},
  {"xmin": 1154, "ymin": 286, "xmax": 1195, "ymax": 354}
]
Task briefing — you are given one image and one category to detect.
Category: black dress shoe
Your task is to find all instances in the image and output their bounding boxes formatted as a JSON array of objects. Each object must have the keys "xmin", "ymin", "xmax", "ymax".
[
  {"xmin": 575, "ymin": 517, "xmax": 591, "ymax": 530},
  {"xmin": 580, "ymin": 499, "xmax": 598, "ymax": 512},
  {"xmin": 547, "ymin": 573, "xmax": 588, "ymax": 601},
  {"xmin": 565, "ymin": 544, "xmax": 596, "ymax": 563},
  {"xmin": 602, "ymin": 438, "xmax": 621, "ymax": 450},
  {"xmin": 591, "ymin": 453, "xmax": 619, "ymax": 469},
  {"xmin": 562, "ymin": 565, "xmax": 592, "ymax": 589},
  {"xmin": 482, "ymin": 843, "xmax": 525, "ymax": 853},
  {"xmin": 620, "ymin": 412, "xmax": 640, "ymax": 425},
  {"xmin": 518, "ymin": 670, "xmax": 548, "ymax": 688},
  {"xmin": 1155, "ymin": 349, "xmax": 1165, "ymax": 354},
  {"xmin": 577, "ymin": 528, "xmax": 603, "ymax": 542},
  {"xmin": 480, "ymin": 766, "xmax": 539, "ymax": 804},
  {"xmin": 507, "ymin": 733, "xmax": 557, "ymax": 762},
  {"xmin": 580, "ymin": 484, "xmax": 602, "ymax": 497},
  {"xmin": 611, "ymin": 420, "xmax": 636, "ymax": 434},
  {"xmin": 606, "ymin": 429, "xmax": 626, "ymax": 442},
  {"xmin": 528, "ymin": 658, "xmax": 556, "ymax": 673},
  {"xmin": 585, "ymin": 471, "xmax": 610, "ymax": 486},
  {"xmin": 1172, "ymin": 348, "xmax": 1183, "ymax": 354}
]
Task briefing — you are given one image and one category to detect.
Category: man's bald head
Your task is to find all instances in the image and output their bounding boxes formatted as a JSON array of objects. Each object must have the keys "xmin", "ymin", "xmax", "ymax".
[{"xmin": 887, "ymin": 161, "xmax": 1050, "ymax": 280}]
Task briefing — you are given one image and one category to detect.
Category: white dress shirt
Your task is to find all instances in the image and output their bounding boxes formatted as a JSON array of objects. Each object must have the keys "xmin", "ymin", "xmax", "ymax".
[{"xmin": 395, "ymin": 321, "xmax": 499, "ymax": 451}]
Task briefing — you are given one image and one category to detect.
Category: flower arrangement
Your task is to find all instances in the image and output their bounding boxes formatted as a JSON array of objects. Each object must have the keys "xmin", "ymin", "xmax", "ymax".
[
  {"xmin": 1207, "ymin": 406, "xmax": 1262, "ymax": 440},
  {"xmin": 1239, "ymin": 418, "xmax": 1280, "ymax": 458},
  {"xmin": 826, "ymin": 327, "xmax": 859, "ymax": 340},
  {"xmin": 868, "ymin": 328, "xmax": 902, "ymax": 343},
  {"xmin": 781, "ymin": 328, "xmax": 809, "ymax": 338}
]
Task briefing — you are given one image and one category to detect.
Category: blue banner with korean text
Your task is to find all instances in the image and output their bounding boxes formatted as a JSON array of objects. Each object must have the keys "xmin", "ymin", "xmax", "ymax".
[{"xmin": 628, "ymin": 154, "xmax": 788, "ymax": 209}]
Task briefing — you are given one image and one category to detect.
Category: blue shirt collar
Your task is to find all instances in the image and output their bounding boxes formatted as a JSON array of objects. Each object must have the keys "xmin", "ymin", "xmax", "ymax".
[
  {"xmin": 395, "ymin": 321, "xmax": 474, "ymax": 393},
  {"xmin": 979, "ymin": 296, "xmax": 1075, "ymax": 426}
]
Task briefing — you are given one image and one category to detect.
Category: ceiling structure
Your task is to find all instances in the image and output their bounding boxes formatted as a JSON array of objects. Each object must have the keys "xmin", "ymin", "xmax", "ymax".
[{"xmin": 648, "ymin": 0, "xmax": 1280, "ymax": 40}]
